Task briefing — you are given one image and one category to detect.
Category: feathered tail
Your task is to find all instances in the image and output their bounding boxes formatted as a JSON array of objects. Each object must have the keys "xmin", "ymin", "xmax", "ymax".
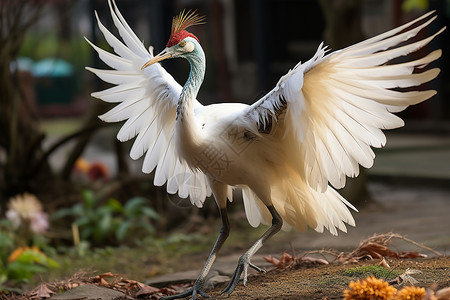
[{"xmin": 242, "ymin": 170, "xmax": 357, "ymax": 235}]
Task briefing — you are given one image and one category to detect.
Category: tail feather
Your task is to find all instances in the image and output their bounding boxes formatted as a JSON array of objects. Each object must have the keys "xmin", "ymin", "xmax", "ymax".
[{"xmin": 242, "ymin": 173, "xmax": 356, "ymax": 235}]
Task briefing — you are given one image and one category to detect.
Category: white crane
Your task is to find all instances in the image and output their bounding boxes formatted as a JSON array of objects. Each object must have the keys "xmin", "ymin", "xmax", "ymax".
[{"xmin": 86, "ymin": 1, "xmax": 445, "ymax": 298}]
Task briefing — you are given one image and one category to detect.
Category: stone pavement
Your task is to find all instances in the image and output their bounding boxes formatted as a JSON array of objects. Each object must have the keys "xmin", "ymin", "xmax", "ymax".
[{"xmin": 369, "ymin": 132, "xmax": 450, "ymax": 181}]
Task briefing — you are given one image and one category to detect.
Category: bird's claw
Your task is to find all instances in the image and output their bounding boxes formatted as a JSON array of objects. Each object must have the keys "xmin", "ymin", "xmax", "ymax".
[
  {"xmin": 221, "ymin": 254, "xmax": 265, "ymax": 296},
  {"xmin": 161, "ymin": 282, "xmax": 210, "ymax": 300}
]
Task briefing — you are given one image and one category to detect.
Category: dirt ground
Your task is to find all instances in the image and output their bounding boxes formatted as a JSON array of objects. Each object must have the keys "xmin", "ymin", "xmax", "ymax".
[
  {"xmin": 42, "ymin": 256, "xmax": 450, "ymax": 299},
  {"xmin": 207, "ymin": 257, "xmax": 450, "ymax": 300},
  {"xmin": 15, "ymin": 182, "xmax": 450, "ymax": 299}
]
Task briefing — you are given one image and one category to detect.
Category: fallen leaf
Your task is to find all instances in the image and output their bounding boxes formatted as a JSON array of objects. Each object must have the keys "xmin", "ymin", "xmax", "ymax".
[
  {"xmin": 388, "ymin": 269, "xmax": 422, "ymax": 285},
  {"xmin": 29, "ymin": 284, "xmax": 55, "ymax": 299},
  {"xmin": 435, "ymin": 286, "xmax": 450, "ymax": 300},
  {"xmin": 264, "ymin": 255, "xmax": 280, "ymax": 266},
  {"xmin": 168, "ymin": 283, "xmax": 192, "ymax": 294},
  {"xmin": 299, "ymin": 256, "xmax": 329, "ymax": 265},
  {"xmin": 280, "ymin": 252, "xmax": 294, "ymax": 265},
  {"xmin": 398, "ymin": 251, "xmax": 427, "ymax": 258},
  {"xmin": 378, "ymin": 257, "xmax": 390, "ymax": 268},
  {"xmin": 264, "ymin": 251, "xmax": 328, "ymax": 269},
  {"xmin": 135, "ymin": 284, "xmax": 160, "ymax": 297}
]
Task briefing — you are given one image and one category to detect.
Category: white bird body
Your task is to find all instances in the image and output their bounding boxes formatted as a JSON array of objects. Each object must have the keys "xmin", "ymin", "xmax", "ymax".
[{"xmin": 87, "ymin": 1, "xmax": 444, "ymax": 297}]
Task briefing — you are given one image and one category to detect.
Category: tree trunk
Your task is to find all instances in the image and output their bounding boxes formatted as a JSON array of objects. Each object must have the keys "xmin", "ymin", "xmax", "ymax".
[{"xmin": 0, "ymin": 1, "xmax": 51, "ymax": 207}]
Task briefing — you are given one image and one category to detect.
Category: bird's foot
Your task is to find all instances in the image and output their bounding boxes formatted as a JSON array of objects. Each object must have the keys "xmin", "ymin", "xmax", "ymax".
[
  {"xmin": 161, "ymin": 280, "xmax": 210, "ymax": 300},
  {"xmin": 221, "ymin": 253, "xmax": 266, "ymax": 296}
]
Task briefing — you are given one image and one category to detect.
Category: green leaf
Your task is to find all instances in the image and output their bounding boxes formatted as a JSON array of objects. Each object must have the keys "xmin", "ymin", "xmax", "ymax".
[
  {"xmin": 44, "ymin": 257, "xmax": 60, "ymax": 268},
  {"xmin": 122, "ymin": 198, "xmax": 143, "ymax": 216},
  {"xmin": 6, "ymin": 249, "xmax": 59, "ymax": 282},
  {"xmin": 98, "ymin": 213, "xmax": 112, "ymax": 236},
  {"xmin": 140, "ymin": 223, "xmax": 155, "ymax": 235},
  {"xmin": 0, "ymin": 232, "xmax": 14, "ymax": 249},
  {"xmin": 75, "ymin": 216, "xmax": 90, "ymax": 227},
  {"xmin": 142, "ymin": 207, "xmax": 159, "ymax": 220},
  {"xmin": 0, "ymin": 272, "xmax": 7, "ymax": 286},
  {"xmin": 80, "ymin": 226, "xmax": 93, "ymax": 240},
  {"xmin": 98, "ymin": 204, "xmax": 116, "ymax": 215},
  {"xmin": 116, "ymin": 221, "xmax": 131, "ymax": 241},
  {"xmin": 7, "ymin": 261, "xmax": 46, "ymax": 281},
  {"xmin": 81, "ymin": 190, "xmax": 96, "ymax": 208},
  {"xmin": 72, "ymin": 203, "xmax": 85, "ymax": 216},
  {"xmin": 106, "ymin": 198, "xmax": 123, "ymax": 213},
  {"xmin": 50, "ymin": 207, "xmax": 74, "ymax": 220}
]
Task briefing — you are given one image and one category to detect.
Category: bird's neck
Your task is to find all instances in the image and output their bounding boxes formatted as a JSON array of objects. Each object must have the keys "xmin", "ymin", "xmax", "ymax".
[
  {"xmin": 177, "ymin": 50, "xmax": 205, "ymax": 120},
  {"xmin": 175, "ymin": 45, "xmax": 206, "ymax": 161}
]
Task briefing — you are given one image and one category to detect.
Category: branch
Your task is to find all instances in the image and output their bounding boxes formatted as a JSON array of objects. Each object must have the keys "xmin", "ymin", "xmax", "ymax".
[{"xmin": 29, "ymin": 123, "xmax": 108, "ymax": 178}]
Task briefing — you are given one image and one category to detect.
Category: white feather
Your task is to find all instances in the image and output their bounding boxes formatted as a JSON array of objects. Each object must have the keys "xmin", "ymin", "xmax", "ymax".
[
  {"xmin": 87, "ymin": 0, "xmax": 211, "ymax": 206},
  {"xmin": 88, "ymin": 2, "xmax": 443, "ymax": 238},
  {"xmin": 241, "ymin": 11, "xmax": 443, "ymax": 232}
]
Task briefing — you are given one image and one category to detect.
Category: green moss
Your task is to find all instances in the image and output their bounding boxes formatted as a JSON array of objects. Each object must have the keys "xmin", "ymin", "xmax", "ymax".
[{"xmin": 342, "ymin": 265, "xmax": 400, "ymax": 280}]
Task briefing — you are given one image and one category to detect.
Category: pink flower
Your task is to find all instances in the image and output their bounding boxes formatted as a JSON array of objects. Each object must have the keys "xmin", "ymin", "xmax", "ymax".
[
  {"xmin": 6, "ymin": 193, "xmax": 48, "ymax": 233},
  {"xmin": 30, "ymin": 211, "xmax": 49, "ymax": 233}
]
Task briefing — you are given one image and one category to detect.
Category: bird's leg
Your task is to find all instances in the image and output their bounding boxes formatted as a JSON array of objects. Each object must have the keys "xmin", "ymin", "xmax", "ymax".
[
  {"xmin": 162, "ymin": 207, "xmax": 230, "ymax": 300},
  {"xmin": 221, "ymin": 205, "xmax": 282, "ymax": 296}
]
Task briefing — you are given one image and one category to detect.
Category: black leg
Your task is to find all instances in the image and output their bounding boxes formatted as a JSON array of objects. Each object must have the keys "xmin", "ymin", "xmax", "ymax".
[
  {"xmin": 162, "ymin": 207, "xmax": 230, "ymax": 300},
  {"xmin": 221, "ymin": 205, "xmax": 282, "ymax": 296}
]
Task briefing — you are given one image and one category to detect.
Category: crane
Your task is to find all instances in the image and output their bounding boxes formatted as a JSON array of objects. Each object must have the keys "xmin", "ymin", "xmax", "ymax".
[{"xmin": 86, "ymin": 1, "xmax": 445, "ymax": 299}]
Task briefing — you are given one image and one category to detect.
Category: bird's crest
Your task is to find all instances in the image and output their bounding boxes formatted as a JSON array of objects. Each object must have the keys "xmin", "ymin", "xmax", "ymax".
[{"xmin": 166, "ymin": 10, "xmax": 205, "ymax": 47}]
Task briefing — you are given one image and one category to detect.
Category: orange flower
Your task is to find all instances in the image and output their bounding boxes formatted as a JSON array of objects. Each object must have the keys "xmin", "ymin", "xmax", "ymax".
[
  {"xmin": 344, "ymin": 276, "xmax": 397, "ymax": 300},
  {"xmin": 395, "ymin": 286, "xmax": 426, "ymax": 300},
  {"xmin": 74, "ymin": 157, "xmax": 90, "ymax": 173},
  {"xmin": 8, "ymin": 247, "xmax": 26, "ymax": 262},
  {"xmin": 8, "ymin": 246, "xmax": 43, "ymax": 262}
]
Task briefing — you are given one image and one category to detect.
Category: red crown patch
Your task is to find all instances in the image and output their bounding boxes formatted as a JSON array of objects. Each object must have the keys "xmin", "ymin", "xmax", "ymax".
[
  {"xmin": 166, "ymin": 10, "xmax": 205, "ymax": 48},
  {"xmin": 166, "ymin": 30, "xmax": 199, "ymax": 47}
]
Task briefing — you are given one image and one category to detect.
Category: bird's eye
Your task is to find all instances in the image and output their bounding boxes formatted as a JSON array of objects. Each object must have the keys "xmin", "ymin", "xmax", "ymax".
[{"xmin": 179, "ymin": 41, "xmax": 186, "ymax": 47}]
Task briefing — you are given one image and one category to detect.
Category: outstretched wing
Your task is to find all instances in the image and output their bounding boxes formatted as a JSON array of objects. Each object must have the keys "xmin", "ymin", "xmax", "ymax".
[
  {"xmin": 86, "ymin": 0, "xmax": 211, "ymax": 207},
  {"xmin": 245, "ymin": 11, "xmax": 444, "ymax": 192}
]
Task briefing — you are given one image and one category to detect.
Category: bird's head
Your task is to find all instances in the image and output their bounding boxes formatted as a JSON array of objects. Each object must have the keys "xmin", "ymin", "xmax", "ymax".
[{"xmin": 142, "ymin": 10, "xmax": 205, "ymax": 70}]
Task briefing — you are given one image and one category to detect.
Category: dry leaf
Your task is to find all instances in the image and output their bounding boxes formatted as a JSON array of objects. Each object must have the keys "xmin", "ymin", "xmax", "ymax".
[
  {"xmin": 29, "ymin": 284, "xmax": 55, "ymax": 299},
  {"xmin": 436, "ymin": 287, "xmax": 450, "ymax": 300},
  {"xmin": 388, "ymin": 268, "xmax": 422, "ymax": 285},
  {"xmin": 264, "ymin": 251, "xmax": 328, "ymax": 269},
  {"xmin": 378, "ymin": 257, "xmax": 390, "ymax": 268},
  {"xmin": 299, "ymin": 256, "xmax": 329, "ymax": 265},
  {"xmin": 135, "ymin": 284, "xmax": 160, "ymax": 297},
  {"xmin": 398, "ymin": 251, "xmax": 427, "ymax": 258},
  {"xmin": 168, "ymin": 283, "xmax": 192, "ymax": 294},
  {"xmin": 341, "ymin": 233, "xmax": 432, "ymax": 263}
]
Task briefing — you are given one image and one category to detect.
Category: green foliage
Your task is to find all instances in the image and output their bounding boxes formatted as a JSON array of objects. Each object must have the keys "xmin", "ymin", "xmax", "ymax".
[
  {"xmin": 0, "ymin": 221, "xmax": 15, "ymax": 261},
  {"xmin": 5, "ymin": 249, "xmax": 59, "ymax": 283},
  {"xmin": 19, "ymin": 32, "xmax": 92, "ymax": 70},
  {"xmin": 18, "ymin": 31, "xmax": 93, "ymax": 95},
  {"xmin": 53, "ymin": 190, "xmax": 159, "ymax": 246},
  {"xmin": 0, "ymin": 220, "xmax": 59, "ymax": 291}
]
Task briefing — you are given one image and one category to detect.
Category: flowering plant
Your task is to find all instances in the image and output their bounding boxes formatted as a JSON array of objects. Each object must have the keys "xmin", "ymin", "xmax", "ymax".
[
  {"xmin": 0, "ymin": 193, "xmax": 58, "ymax": 289},
  {"xmin": 6, "ymin": 193, "xmax": 49, "ymax": 235}
]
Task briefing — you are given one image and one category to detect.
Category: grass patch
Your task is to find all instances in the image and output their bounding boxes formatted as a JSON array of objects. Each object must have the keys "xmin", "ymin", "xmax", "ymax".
[{"xmin": 342, "ymin": 265, "xmax": 400, "ymax": 280}]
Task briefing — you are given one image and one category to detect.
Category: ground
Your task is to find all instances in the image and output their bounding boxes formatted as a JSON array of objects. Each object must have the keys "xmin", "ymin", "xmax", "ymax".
[
  {"xmin": 43, "ymin": 256, "xmax": 450, "ymax": 299},
  {"xmin": 22, "ymin": 181, "xmax": 450, "ymax": 300},
  {"xmin": 16, "ymin": 130, "xmax": 450, "ymax": 299},
  {"xmin": 208, "ymin": 257, "xmax": 450, "ymax": 300}
]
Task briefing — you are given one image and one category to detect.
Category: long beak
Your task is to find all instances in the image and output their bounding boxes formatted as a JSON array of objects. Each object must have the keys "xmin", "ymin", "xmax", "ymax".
[{"xmin": 141, "ymin": 48, "xmax": 173, "ymax": 70}]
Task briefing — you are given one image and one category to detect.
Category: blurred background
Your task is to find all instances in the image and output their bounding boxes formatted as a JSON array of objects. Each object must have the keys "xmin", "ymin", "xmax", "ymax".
[{"xmin": 0, "ymin": 0, "xmax": 449, "ymax": 291}]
